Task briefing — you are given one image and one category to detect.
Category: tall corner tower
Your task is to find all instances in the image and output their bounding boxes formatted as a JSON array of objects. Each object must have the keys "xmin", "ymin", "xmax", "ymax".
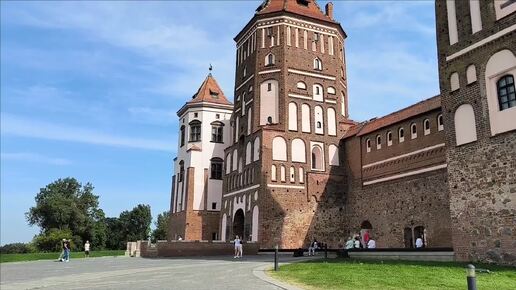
[
  {"xmin": 435, "ymin": 1, "xmax": 516, "ymax": 264},
  {"xmin": 221, "ymin": 0, "xmax": 349, "ymax": 248},
  {"xmin": 169, "ymin": 73, "xmax": 233, "ymax": 241}
]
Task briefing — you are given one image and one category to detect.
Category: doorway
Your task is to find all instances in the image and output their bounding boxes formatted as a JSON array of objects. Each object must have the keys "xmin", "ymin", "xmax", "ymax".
[{"xmin": 233, "ymin": 209, "xmax": 245, "ymax": 239}]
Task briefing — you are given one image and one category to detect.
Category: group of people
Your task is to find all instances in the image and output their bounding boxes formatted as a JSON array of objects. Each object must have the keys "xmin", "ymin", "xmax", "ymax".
[
  {"xmin": 57, "ymin": 240, "xmax": 91, "ymax": 262},
  {"xmin": 345, "ymin": 232, "xmax": 376, "ymax": 250}
]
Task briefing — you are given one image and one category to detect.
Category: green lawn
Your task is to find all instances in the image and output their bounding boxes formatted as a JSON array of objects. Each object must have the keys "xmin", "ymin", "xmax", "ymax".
[
  {"xmin": 0, "ymin": 250, "xmax": 125, "ymax": 263},
  {"xmin": 269, "ymin": 259, "xmax": 516, "ymax": 290}
]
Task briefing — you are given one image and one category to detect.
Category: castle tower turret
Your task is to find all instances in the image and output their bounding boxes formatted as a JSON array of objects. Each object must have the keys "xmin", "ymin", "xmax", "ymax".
[
  {"xmin": 169, "ymin": 73, "xmax": 233, "ymax": 241},
  {"xmin": 220, "ymin": 0, "xmax": 349, "ymax": 248}
]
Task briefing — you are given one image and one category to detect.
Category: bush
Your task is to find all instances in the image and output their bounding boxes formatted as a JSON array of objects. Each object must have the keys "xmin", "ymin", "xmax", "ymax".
[
  {"xmin": 33, "ymin": 229, "xmax": 74, "ymax": 252},
  {"xmin": 0, "ymin": 243, "xmax": 36, "ymax": 254}
]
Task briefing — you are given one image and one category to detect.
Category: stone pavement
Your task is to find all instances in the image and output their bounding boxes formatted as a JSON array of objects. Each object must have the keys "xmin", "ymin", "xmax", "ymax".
[{"xmin": 0, "ymin": 254, "xmax": 317, "ymax": 290}]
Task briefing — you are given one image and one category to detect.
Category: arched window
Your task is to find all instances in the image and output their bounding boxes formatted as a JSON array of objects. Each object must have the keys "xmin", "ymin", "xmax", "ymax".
[
  {"xmin": 247, "ymin": 107, "xmax": 252, "ymax": 135},
  {"xmin": 497, "ymin": 75, "xmax": 516, "ymax": 110},
  {"xmin": 313, "ymin": 57, "xmax": 322, "ymax": 70},
  {"xmin": 291, "ymin": 138, "xmax": 306, "ymax": 163},
  {"xmin": 180, "ymin": 125, "xmax": 185, "ymax": 147},
  {"xmin": 271, "ymin": 165, "xmax": 277, "ymax": 181},
  {"xmin": 313, "ymin": 84, "xmax": 323, "ymax": 102},
  {"xmin": 288, "ymin": 102, "xmax": 298, "ymax": 131},
  {"xmin": 327, "ymin": 86, "xmax": 336, "ymax": 95},
  {"xmin": 399, "ymin": 127, "xmax": 405, "ymax": 142},
  {"xmin": 178, "ymin": 160, "xmax": 185, "ymax": 182},
  {"xmin": 280, "ymin": 165, "xmax": 286, "ymax": 182},
  {"xmin": 289, "ymin": 166, "xmax": 295, "ymax": 183},
  {"xmin": 424, "ymin": 119, "xmax": 431, "ymax": 135},
  {"xmin": 341, "ymin": 92, "xmax": 346, "ymax": 116},
  {"xmin": 232, "ymin": 149, "xmax": 238, "ymax": 171},
  {"xmin": 328, "ymin": 144, "xmax": 339, "ymax": 166},
  {"xmin": 311, "ymin": 145, "xmax": 324, "ymax": 170},
  {"xmin": 189, "ymin": 120, "xmax": 202, "ymax": 142},
  {"xmin": 450, "ymin": 72, "xmax": 459, "ymax": 91},
  {"xmin": 366, "ymin": 138, "xmax": 371, "ymax": 153},
  {"xmin": 314, "ymin": 105, "xmax": 324, "ymax": 134},
  {"xmin": 455, "ymin": 104, "xmax": 478, "ymax": 146},
  {"xmin": 225, "ymin": 153, "xmax": 231, "ymax": 174},
  {"xmin": 411, "ymin": 123, "xmax": 417, "ymax": 139},
  {"xmin": 253, "ymin": 137, "xmax": 260, "ymax": 161},
  {"xmin": 297, "ymin": 81, "xmax": 307, "ymax": 90},
  {"xmin": 265, "ymin": 53, "xmax": 275, "ymax": 66},
  {"xmin": 466, "ymin": 64, "xmax": 477, "ymax": 84},
  {"xmin": 301, "ymin": 104, "xmax": 311, "ymax": 132},
  {"xmin": 298, "ymin": 167, "xmax": 304, "ymax": 183},
  {"xmin": 211, "ymin": 121, "xmax": 224, "ymax": 143},
  {"xmin": 210, "ymin": 158, "xmax": 223, "ymax": 180},
  {"xmin": 327, "ymin": 107, "xmax": 337, "ymax": 136},
  {"xmin": 260, "ymin": 80, "xmax": 279, "ymax": 125},
  {"xmin": 387, "ymin": 131, "xmax": 393, "ymax": 146},
  {"xmin": 245, "ymin": 142, "xmax": 252, "ymax": 165},
  {"xmin": 238, "ymin": 157, "xmax": 243, "ymax": 174},
  {"xmin": 272, "ymin": 136, "xmax": 287, "ymax": 161},
  {"xmin": 438, "ymin": 114, "xmax": 444, "ymax": 131},
  {"xmin": 376, "ymin": 135, "xmax": 382, "ymax": 150}
]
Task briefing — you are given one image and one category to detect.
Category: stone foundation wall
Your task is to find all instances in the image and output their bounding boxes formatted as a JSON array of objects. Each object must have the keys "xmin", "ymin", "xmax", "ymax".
[
  {"xmin": 140, "ymin": 241, "xmax": 260, "ymax": 257},
  {"xmin": 345, "ymin": 169, "xmax": 453, "ymax": 248}
]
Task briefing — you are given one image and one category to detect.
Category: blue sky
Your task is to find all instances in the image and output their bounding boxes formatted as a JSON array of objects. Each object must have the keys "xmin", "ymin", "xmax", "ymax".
[{"xmin": 0, "ymin": 1, "xmax": 438, "ymax": 245}]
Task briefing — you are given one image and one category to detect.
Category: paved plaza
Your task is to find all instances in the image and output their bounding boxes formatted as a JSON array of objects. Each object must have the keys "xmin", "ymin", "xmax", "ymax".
[{"xmin": 0, "ymin": 254, "xmax": 309, "ymax": 290}]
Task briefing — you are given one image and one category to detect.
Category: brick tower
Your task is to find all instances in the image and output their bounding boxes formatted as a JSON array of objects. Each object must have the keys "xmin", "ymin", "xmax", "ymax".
[
  {"xmin": 169, "ymin": 73, "xmax": 233, "ymax": 241},
  {"xmin": 435, "ymin": 1, "xmax": 515, "ymax": 263},
  {"xmin": 220, "ymin": 0, "xmax": 351, "ymax": 248}
]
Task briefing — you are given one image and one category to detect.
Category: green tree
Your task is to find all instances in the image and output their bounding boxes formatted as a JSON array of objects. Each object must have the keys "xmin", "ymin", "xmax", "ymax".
[
  {"xmin": 152, "ymin": 211, "xmax": 170, "ymax": 242},
  {"xmin": 33, "ymin": 228, "xmax": 73, "ymax": 252},
  {"xmin": 105, "ymin": 217, "xmax": 125, "ymax": 250},
  {"xmin": 119, "ymin": 204, "xmax": 152, "ymax": 242},
  {"xmin": 26, "ymin": 178, "xmax": 106, "ymax": 250}
]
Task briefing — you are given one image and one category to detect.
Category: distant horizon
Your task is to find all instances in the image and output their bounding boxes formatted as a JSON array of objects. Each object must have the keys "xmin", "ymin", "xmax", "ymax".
[{"xmin": 0, "ymin": 0, "xmax": 439, "ymax": 245}]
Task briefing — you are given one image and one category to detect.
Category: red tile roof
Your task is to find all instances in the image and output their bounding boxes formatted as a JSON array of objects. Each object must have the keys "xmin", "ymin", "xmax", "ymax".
[
  {"xmin": 343, "ymin": 95, "xmax": 442, "ymax": 138},
  {"xmin": 256, "ymin": 0, "xmax": 334, "ymax": 23},
  {"xmin": 188, "ymin": 74, "xmax": 232, "ymax": 106}
]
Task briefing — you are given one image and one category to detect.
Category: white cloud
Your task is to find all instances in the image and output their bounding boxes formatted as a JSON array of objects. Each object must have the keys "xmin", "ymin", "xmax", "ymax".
[
  {"xmin": 1, "ymin": 114, "xmax": 172, "ymax": 152},
  {"xmin": 1, "ymin": 152, "xmax": 71, "ymax": 165}
]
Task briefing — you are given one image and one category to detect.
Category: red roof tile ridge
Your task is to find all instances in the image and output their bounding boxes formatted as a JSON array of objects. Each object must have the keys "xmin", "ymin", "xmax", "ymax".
[{"xmin": 188, "ymin": 74, "xmax": 232, "ymax": 106}]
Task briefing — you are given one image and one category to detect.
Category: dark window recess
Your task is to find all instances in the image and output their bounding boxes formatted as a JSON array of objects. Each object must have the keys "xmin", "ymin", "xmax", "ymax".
[
  {"xmin": 497, "ymin": 75, "xmax": 516, "ymax": 110},
  {"xmin": 210, "ymin": 159, "xmax": 223, "ymax": 180},
  {"xmin": 400, "ymin": 128, "xmax": 404, "ymax": 138},
  {"xmin": 425, "ymin": 120, "xmax": 430, "ymax": 130},
  {"xmin": 212, "ymin": 202, "xmax": 217, "ymax": 210},
  {"xmin": 317, "ymin": 121, "xmax": 322, "ymax": 128},
  {"xmin": 412, "ymin": 125, "xmax": 417, "ymax": 134},
  {"xmin": 211, "ymin": 125, "xmax": 224, "ymax": 143},
  {"xmin": 194, "ymin": 112, "xmax": 198, "ymax": 118},
  {"xmin": 178, "ymin": 161, "xmax": 185, "ymax": 182},
  {"xmin": 267, "ymin": 83, "xmax": 272, "ymax": 91},
  {"xmin": 180, "ymin": 126, "xmax": 185, "ymax": 147},
  {"xmin": 215, "ymin": 114, "xmax": 220, "ymax": 119},
  {"xmin": 388, "ymin": 133, "xmax": 392, "ymax": 141},
  {"xmin": 267, "ymin": 116, "xmax": 273, "ymax": 124},
  {"xmin": 190, "ymin": 121, "xmax": 201, "ymax": 142}
]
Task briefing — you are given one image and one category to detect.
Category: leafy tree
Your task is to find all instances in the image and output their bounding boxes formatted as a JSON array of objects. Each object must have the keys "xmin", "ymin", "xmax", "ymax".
[
  {"xmin": 33, "ymin": 228, "xmax": 73, "ymax": 252},
  {"xmin": 105, "ymin": 217, "xmax": 125, "ymax": 250},
  {"xmin": 119, "ymin": 204, "xmax": 152, "ymax": 242},
  {"xmin": 0, "ymin": 243, "xmax": 36, "ymax": 254},
  {"xmin": 26, "ymin": 178, "xmax": 106, "ymax": 249},
  {"xmin": 152, "ymin": 211, "xmax": 170, "ymax": 242}
]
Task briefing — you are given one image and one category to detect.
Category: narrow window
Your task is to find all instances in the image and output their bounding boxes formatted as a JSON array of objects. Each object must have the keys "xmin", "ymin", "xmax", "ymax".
[
  {"xmin": 438, "ymin": 114, "xmax": 444, "ymax": 131},
  {"xmin": 180, "ymin": 126, "xmax": 185, "ymax": 147},
  {"xmin": 424, "ymin": 119, "xmax": 431, "ymax": 135},
  {"xmin": 267, "ymin": 83, "xmax": 272, "ymax": 91},
  {"xmin": 313, "ymin": 58, "xmax": 322, "ymax": 70},
  {"xmin": 399, "ymin": 128, "xmax": 405, "ymax": 143},
  {"xmin": 497, "ymin": 75, "xmax": 516, "ymax": 110},
  {"xmin": 211, "ymin": 202, "xmax": 217, "ymax": 210},
  {"xmin": 376, "ymin": 135, "xmax": 381, "ymax": 150},
  {"xmin": 178, "ymin": 161, "xmax": 185, "ymax": 182},
  {"xmin": 387, "ymin": 131, "xmax": 392, "ymax": 146},
  {"xmin": 210, "ymin": 158, "xmax": 223, "ymax": 180},
  {"xmin": 411, "ymin": 123, "xmax": 417, "ymax": 139},
  {"xmin": 211, "ymin": 124, "xmax": 224, "ymax": 143},
  {"xmin": 298, "ymin": 167, "xmax": 304, "ymax": 183},
  {"xmin": 366, "ymin": 139, "xmax": 371, "ymax": 153}
]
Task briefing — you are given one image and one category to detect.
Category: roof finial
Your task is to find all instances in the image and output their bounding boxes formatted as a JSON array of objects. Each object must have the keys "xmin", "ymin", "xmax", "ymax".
[{"xmin": 209, "ymin": 63, "xmax": 213, "ymax": 75}]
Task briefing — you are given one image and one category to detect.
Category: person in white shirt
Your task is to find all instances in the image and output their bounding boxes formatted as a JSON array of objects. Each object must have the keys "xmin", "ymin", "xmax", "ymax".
[
  {"xmin": 415, "ymin": 237, "xmax": 424, "ymax": 248},
  {"xmin": 308, "ymin": 239, "xmax": 318, "ymax": 256},
  {"xmin": 234, "ymin": 236, "xmax": 242, "ymax": 258},
  {"xmin": 367, "ymin": 238, "xmax": 376, "ymax": 249},
  {"xmin": 84, "ymin": 241, "xmax": 90, "ymax": 258}
]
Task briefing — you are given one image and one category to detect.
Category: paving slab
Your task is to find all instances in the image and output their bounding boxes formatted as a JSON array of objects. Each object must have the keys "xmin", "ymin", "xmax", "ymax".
[{"xmin": 0, "ymin": 254, "xmax": 317, "ymax": 290}]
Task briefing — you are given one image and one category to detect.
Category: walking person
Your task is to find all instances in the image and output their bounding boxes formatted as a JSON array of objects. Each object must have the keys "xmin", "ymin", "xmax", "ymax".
[
  {"xmin": 57, "ymin": 238, "xmax": 66, "ymax": 261},
  {"xmin": 63, "ymin": 239, "xmax": 70, "ymax": 262},
  {"xmin": 84, "ymin": 240, "xmax": 90, "ymax": 258},
  {"xmin": 233, "ymin": 235, "xmax": 242, "ymax": 258}
]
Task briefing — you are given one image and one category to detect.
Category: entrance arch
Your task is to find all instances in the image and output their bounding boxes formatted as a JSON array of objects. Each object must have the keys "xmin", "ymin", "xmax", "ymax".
[
  {"xmin": 360, "ymin": 220, "xmax": 373, "ymax": 248},
  {"xmin": 233, "ymin": 209, "xmax": 245, "ymax": 239}
]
